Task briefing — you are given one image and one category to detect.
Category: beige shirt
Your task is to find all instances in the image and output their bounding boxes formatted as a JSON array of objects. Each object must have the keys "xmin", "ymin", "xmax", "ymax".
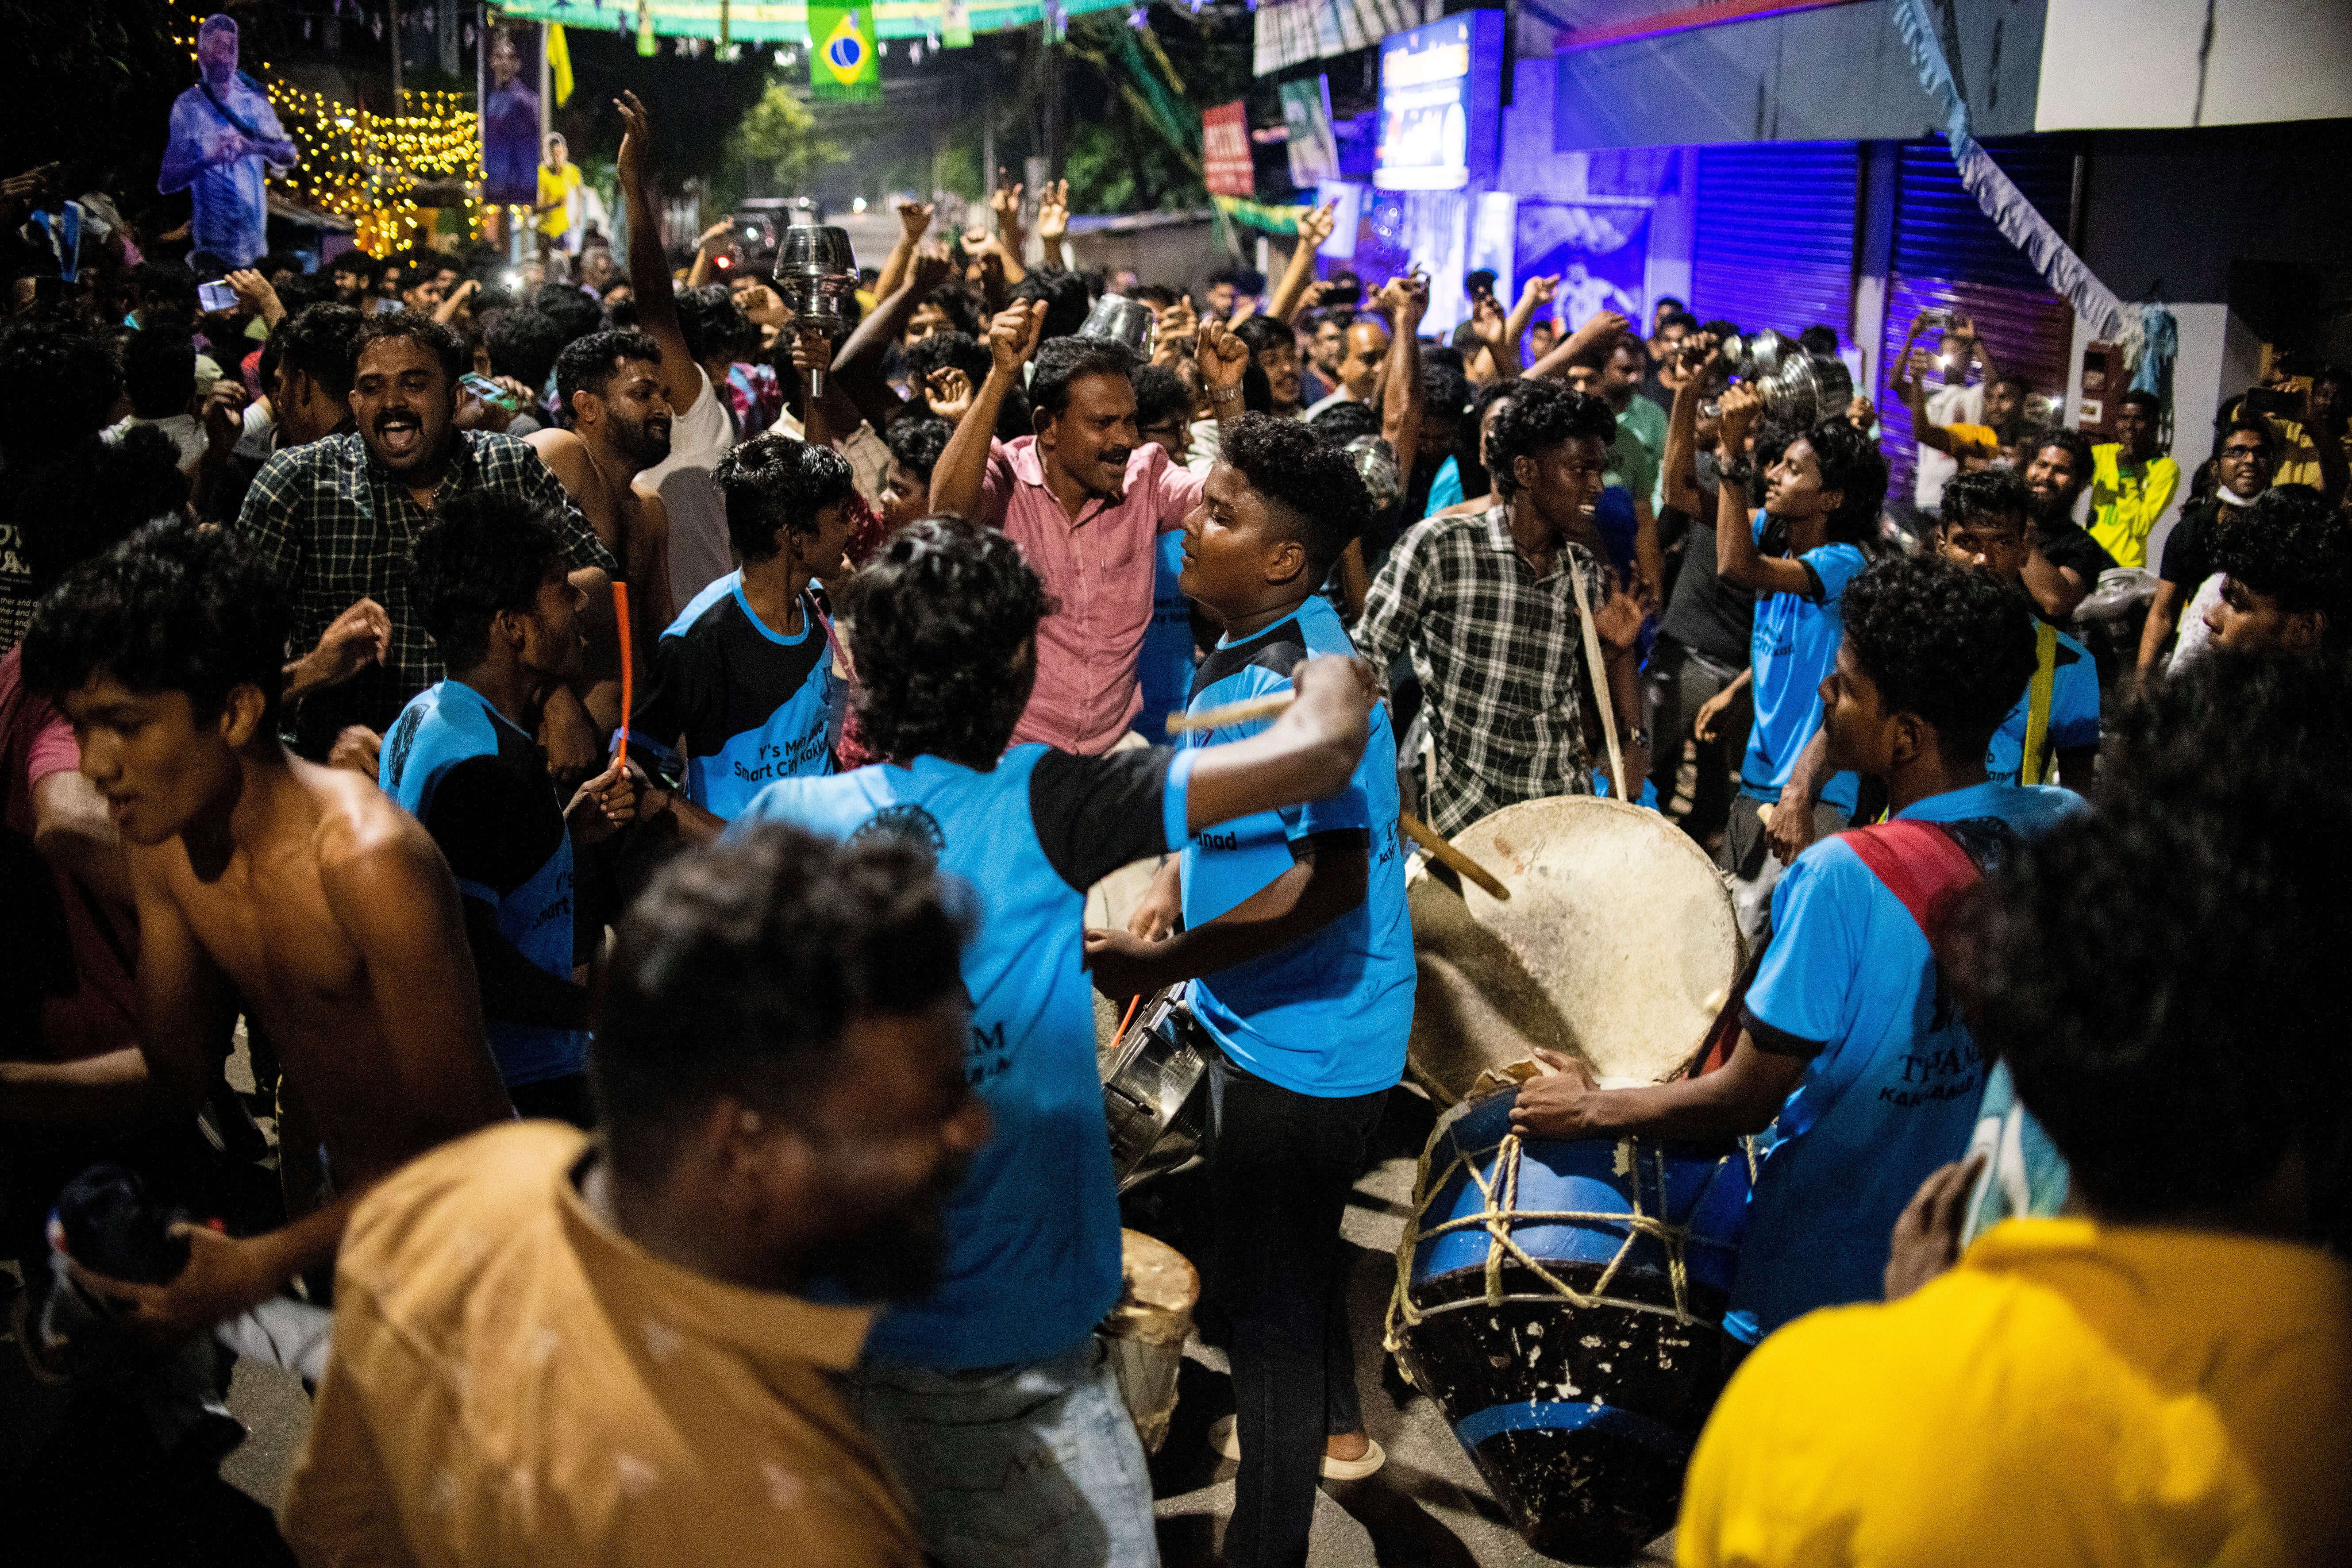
[{"xmin": 280, "ymin": 1122, "xmax": 923, "ymax": 1568}]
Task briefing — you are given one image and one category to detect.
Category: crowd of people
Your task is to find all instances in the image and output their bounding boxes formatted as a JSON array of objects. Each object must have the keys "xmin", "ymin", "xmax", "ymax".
[{"xmin": 2, "ymin": 80, "xmax": 2348, "ymax": 1568}]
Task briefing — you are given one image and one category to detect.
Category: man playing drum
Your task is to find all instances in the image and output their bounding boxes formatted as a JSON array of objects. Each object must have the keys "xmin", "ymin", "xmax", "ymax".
[
  {"xmin": 1355, "ymin": 380, "xmax": 1648, "ymax": 834},
  {"xmin": 1088, "ymin": 415, "xmax": 1415, "ymax": 1567},
  {"xmin": 1512, "ymin": 556, "xmax": 2078, "ymax": 1352},
  {"xmin": 728, "ymin": 518, "xmax": 1379, "ymax": 1568},
  {"xmin": 1677, "ymin": 649, "xmax": 2352, "ymax": 1565}
]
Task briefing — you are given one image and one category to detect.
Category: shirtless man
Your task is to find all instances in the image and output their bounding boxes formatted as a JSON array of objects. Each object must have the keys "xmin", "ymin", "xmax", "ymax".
[
  {"xmin": 20, "ymin": 518, "xmax": 514, "ymax": 1340},
  {"xmin": 530, "ymin": 328, "xmax": 678, "ymax": 650}
]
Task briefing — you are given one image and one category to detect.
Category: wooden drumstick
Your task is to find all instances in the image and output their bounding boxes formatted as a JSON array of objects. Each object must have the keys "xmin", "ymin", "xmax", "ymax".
[
  {"xmin": 1400, "ymin": 810, "xmax": 1512, "ymax": 902},
  {"xmin": 612, "ymin": 581, "xmax": 634, "ymax": 772},
  {"xmin": 1164, "ymin": 690, "xmax": 1294, "ymax": 735}
]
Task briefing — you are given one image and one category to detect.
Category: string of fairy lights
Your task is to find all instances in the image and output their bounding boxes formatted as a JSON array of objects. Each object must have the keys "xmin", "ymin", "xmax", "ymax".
[{"xmin": 171, "ymin": 6, "xmax": 489, "ymax": 254}]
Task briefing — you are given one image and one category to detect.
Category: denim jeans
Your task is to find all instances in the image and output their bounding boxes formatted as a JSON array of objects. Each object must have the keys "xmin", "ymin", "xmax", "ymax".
[
  {"xmin": 848, "ymin": 1333, "xmax": 1160, "ymax": 1568},
  {"xmin": 1208, "ymin": 1056, "xmax": 1388, "ymax": 1568}
]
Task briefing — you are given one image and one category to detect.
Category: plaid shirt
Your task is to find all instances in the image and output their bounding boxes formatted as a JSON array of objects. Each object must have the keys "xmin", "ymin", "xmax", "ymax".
[
  {"xmin": 1355, "ymin": 505, "xmax": 1602, "ymax": 837},
  {"xmin": 236, "ymin": 429, "xmax": 615, "ymax": 755}
]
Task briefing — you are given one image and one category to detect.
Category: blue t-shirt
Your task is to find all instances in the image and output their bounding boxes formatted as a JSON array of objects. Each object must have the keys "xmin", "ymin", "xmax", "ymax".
[
  {"xmin": 1133, "ymin": 530, "xmax": 1197, "ymax": 746},
  {"xmin": 1177, "ymin": 597, "xmax": 1414, "ymax": 1098},
  {"xmin": 731, "ymin": 742, "xmax": 1198, "ymax": 1370},
  {"xmin": 380, "ymin": 680, "xmax": 585, "ymax": 1088},
  {"xmin": 1724, "ymin": 780, "xmax": 2082, "ymax": 1342},
  {"xmin": 1987, "ymin": 626, "xmax": 2099, "ymax": 786},
  {"xmin": 1741, "ymin": 512, "xmax": 1865, "ymax": 814},
  {"xmin": 1424, "ymin": 455, "xmax": 1465, "ymax": 517},
  {"xmin": 631, "ymin": 572, "xmax": 835, "ymax": 820}
]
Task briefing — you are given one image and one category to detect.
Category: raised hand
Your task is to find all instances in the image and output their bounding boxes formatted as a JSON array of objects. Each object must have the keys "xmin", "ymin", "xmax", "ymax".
[
  {"xmin": 199, "ymin": 378, "xmax": 248, "ymax": 455},
  {"xmin": 985, "ymin": 301, "xmax": 1047, "ymax": 376},
  {"xmin": 897, "ymin": 199, "xmax": 935, "ymax": 243},
  {"xmin": 697, "ymin": 215, "xmax": 736, "ymax": 253},
  {"xmin": 1035, "ymin": 179, "xmax": 1070, "ymax": 244},
  {"xmin": 1521, "ymin": 274, "xmax": 1559, "ymax": 310},
  {"xmin": 614, "ymin": 92, "xmax": 653, "ymax": 192},
  {"xmin": 1716, "ymin": 381, "xmax": 1764, "ymax": 444},
  {"xmin": 909, "ymin": 244, "xmax": 953, "ymax": 295},
  {"xmin": 926, "ymin": 366, "xmax": 975, "ymax": 423},
  {"xmin": 1295, "ymin": 200, "xmax": 1337, "ymax": 251},
  {"xmin": 1196, "ymin": 314, "xmax": 1251, "ymax": 396}
]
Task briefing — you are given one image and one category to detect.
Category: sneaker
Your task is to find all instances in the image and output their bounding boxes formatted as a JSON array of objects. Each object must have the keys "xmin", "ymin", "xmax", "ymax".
[{"xmin": 1208, "ymin": 1414, "xmax": 1386, "ymax": 1480}]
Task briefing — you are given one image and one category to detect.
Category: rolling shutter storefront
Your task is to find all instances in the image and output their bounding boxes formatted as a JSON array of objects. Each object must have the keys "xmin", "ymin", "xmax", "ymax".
[
  {"xmin": 1690, "ymin": 143, "xmax": 1860, "ymax": 345},
  {"xmin": 1878, "ymin": 139, "xmax": 2079, "ymax": 501}
]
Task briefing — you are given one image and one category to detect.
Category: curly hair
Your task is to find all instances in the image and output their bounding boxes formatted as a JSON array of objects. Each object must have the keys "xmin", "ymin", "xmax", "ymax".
[
  {"xmin": 272, "ymin": 303, "xmax": 366, "ymax": 405},
  {"xmin": 554, "ymin": 328, "xmax": 665, "ymax": 412},
  {"xmin": 714, "ymin": 432, "xmax": 856, "ymax": 563},
  {"xmin": 1797, "ymin": 415, "xmax": 1889, "ymax": 543},
  {"xmin": 591, "ymin": 823, "xmax": 971, "ymax": 1187},
  {"xmin": 883, "ymin": 413, "xmax": 953, "ymax": 485},
  {"xmin": 1960, "ymin": 648, "xmax": 2352, "ymax": 1233},
  {"xmin": 19, "ymin": 425, "xmax": 189, "ymax": 596},
  {"xmin": 1937, "ymin": 466, "xmax": 2030, "ymax": 532},
  {"xmin": 1307, "ymin": 400, "xmax": 1380, "ymax": 448},
  {"xmin": 352, "ymin": 309, "xmax": 468, "ymax": 389},
  {"xmin": 1839, "ymin": 554, "xmax": 2037, "ymax": 756},
  {"xmin": 2029, "ymin": 426, "xmax": 2093, "ymax": 478},
  {"xmin": 1013, "ymin": 267, "xmax": 1092, "ymax": 343},
  {"xmin": 1487, "ymin": 380, "xmax": 1616, "ymax": 502},
  {"xmin": 22, "ymin": 514, "xmax": 289, "ymax": 727},
  {"xmin": 842, "ymin": 517, "xmax": 1050, "ymax": 767},
  {"xmin": 1030, "ymin": 335, "xmax": 1136, "ymax": 423},
  {"xmin": 530, "ymin": 280, "xmax": 604, "ymax": 348},
  {"xmin": 1421, "ymin": 358, "xmax": 1473, "ymax": 432},
  {"xmin": 2211, "ymin": 484, "xmax": 2351, "ymax": 647},
  {"xmin": 903, "ymin": 329, "xmax": 989, "ymax": 404},
  {"xmin": 0, "ymin": 312, "xmax": 123, "ymax": 464},
  {"xmin": 675, "ymin": 283, "xmax": 755, "ymax": 365},
  {"xmin": 1233, "ymin": 315, "xmax": 1294, "ymax": 359},
  {"xmin": 408, "ymin": 492, "xmax": 566, "ymax": 672},
  {"xmin": 485, "ymin": 307, "xmax": 565, "ymax": 393},
  {"xmin": 1132, "ymin": 363, "xmax": 1191, "ymax": 431},
  {"xmin": 1215, "ymin": 412, "xmax": 1370, "ymax": 581},
  {"xmin": 915, "ymin": 283, "xmax": 980, "ymax": 339}
]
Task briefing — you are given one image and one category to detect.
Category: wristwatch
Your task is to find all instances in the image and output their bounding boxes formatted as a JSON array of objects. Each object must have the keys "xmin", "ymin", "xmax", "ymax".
[{"xmin": 1717, "ymin": 458, "xmax": 1754, "ymax": 487}]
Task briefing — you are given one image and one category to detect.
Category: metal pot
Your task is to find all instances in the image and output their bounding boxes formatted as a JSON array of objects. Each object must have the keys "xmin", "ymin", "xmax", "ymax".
[
  {"xmin": 1079, "ymin": 293, "xmax": 1157, "ymax": 358},
  {"xmin": 772, "ymin": 224, "xmax": 859, "ymax": 397}
]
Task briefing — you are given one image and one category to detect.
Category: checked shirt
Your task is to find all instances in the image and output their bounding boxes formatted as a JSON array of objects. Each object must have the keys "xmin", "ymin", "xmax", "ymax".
[
  {"xmin": 1355, "ymin": 505, "xmax": 1601, "ymax": 837},
  {"xmin": 237, "ymin": 429, "xmax": 615, "ymax": 757}
]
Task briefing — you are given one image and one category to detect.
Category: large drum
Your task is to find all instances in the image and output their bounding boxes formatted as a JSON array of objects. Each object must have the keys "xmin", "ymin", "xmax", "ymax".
[
  {"xmin": 1101, "ymin": 1228, "xmax": 1199, "ymax": 1455},
  {"xmin": 1387, "ymin": 1084, "xmax": 1753, "ymax": 1563},
  {"xmin": 1407, "ymin": 796, "xmax": 1742, "ymax": 1103}
]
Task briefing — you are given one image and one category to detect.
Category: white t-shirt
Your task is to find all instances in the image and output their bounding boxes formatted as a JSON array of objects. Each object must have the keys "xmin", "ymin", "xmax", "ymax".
[
  {"xmin": 1913, "ymin": 379, "xmax": 1984, "ymax": 511},
  {"xmin": 638, "ymin": 365, "xmax": 737, "ymax": 613}
]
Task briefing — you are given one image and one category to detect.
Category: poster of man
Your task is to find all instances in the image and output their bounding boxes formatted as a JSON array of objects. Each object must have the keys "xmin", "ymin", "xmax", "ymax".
[
  {"xmin": 480, "ymin": 23, "xmax": 543, "ymax": 208},
  {"xmin": 156, "ymin": 15, "xmax": 297, "ymax": 269},
  {"xmin": 1516, "ymin": 199, "xmax": 1651, "ymax": 330}
]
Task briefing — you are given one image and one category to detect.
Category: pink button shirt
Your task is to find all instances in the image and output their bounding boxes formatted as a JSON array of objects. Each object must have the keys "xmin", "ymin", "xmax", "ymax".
[{"xmin": 979, "ymin": 435, "xmax": 1205, "ymax": 754}]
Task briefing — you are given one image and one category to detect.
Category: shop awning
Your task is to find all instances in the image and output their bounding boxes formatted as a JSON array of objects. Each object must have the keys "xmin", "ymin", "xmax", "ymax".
[{"xmin": 1251, "ymin": 0, "xmax": 1439, "ymax": 77}]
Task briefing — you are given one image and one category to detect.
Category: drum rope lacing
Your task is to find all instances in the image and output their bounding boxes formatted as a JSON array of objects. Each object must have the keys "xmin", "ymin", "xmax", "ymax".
[{"xmin": 1385, "ymin": 1128, "xmax": 1753, "ymax": 1356}]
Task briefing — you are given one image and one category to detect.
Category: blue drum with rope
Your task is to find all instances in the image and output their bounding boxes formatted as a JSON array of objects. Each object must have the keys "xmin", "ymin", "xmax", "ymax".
[{"xmin": 1386, "ymin": 1081, "xmax": 1753, "ymax": 1562}]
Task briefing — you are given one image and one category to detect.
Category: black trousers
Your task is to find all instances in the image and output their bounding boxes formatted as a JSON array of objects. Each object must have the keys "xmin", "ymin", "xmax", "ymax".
[
  {"xmin": 1644, "ymin": 637, "xmax": 1750, "ymax": 845},
  {"xmin": 1208, "ymin": 1055, "xmax": 1387, "ymax": 1568}
]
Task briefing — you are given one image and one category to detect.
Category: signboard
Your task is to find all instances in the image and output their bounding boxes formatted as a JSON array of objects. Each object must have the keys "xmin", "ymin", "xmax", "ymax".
[
  {"xmin": 1315, "ymin": 179, "xmax": 1365, "ymax": 261},
  {"xmin": 1374, "ymin": 9, "xmax": 1503, "ymax": 192},
  {"xmin": 1203, "ymin": 100, "xmax": 1256, "ymax": 199},
  {"xmin": 1279, "ymin": 77, "xmax": 1341, "ymax": 188}
]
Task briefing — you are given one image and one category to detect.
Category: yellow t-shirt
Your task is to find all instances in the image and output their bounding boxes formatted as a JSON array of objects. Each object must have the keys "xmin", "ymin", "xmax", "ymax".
[
  {"xmin": 536, "ymin": 162, "xmax": 581, "ymax": 239},
  {"xmin": 1677, "ymin": 1218, "xmax": 2352, "ymax": 1568},
  {"xmin": 2086, "ymin": 443, "xmax": 2180, "ymax": 568}
]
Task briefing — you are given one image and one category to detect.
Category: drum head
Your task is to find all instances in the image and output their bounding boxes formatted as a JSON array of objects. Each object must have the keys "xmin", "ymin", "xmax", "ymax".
[
  {"xmin": 1088, "ymin": 856, "xmax": 1165, "ymax": 1048},
  {"xmin": 1407, "ymin": 796, "xmax": 1741, "ymax": 1102}
]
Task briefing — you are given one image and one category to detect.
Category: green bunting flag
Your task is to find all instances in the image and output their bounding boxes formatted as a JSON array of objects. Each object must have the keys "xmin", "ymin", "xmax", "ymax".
[{"xmin": 809, "ymin": 4, "xmax": 881, "ymax": 101}]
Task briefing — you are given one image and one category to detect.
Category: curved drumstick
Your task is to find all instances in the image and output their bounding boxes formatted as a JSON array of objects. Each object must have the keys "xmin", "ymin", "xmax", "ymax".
[
  {"xmin": 1164, "ymin": 690, "xmax": 1293, "ymax": 735},
  {"xmin": 613, "ymin": 580, "xmax": 634, "ymax": 772},
  {"xmin": 1399, "ymin": 810, "xmax": 1511, "ymax": 902}
]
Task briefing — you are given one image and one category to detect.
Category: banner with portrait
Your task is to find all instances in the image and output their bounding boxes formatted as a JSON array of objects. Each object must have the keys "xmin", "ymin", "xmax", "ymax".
[
  {"xmin": 1514, "ymin": 198, "xmax": 1653, "ymax": 327},
  {"xmin": 479, "ymin": 20, "xmax": 543, "ymax": 208}
]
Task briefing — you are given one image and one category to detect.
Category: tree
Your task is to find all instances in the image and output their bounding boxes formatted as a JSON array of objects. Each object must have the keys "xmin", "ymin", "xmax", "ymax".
[{"xmin": 731, "ymin": 80, "xmax": 849, "ymax": 196}]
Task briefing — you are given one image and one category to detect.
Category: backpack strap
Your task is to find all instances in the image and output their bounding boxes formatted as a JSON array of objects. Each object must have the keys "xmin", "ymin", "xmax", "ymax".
[
  {"xmin": 1837, "ymin": 817, "xmax": 1985, "ymax": 948},
  {"xmin": 2021, "ymin": 620, "xmax": 2057, "ymax": 786}
]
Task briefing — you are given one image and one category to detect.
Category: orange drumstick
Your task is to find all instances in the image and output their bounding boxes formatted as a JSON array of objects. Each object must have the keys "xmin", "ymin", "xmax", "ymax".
[{"xmin": 612, "ymin": 580, "xmax": 634, "ymax": 772}]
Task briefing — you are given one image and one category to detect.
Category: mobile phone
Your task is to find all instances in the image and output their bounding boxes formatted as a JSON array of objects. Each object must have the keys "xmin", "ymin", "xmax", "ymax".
[
  {"xmin": 458, "ymin": 372, "xmax": 524, "ymax": 413},
  {"xmin": 197, "ymin": 279, "xmax": 239, "ymax": 312},
  {"xmin": 2239, "ymin": 384, "xmax": 2302, "ymax": 420}
]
